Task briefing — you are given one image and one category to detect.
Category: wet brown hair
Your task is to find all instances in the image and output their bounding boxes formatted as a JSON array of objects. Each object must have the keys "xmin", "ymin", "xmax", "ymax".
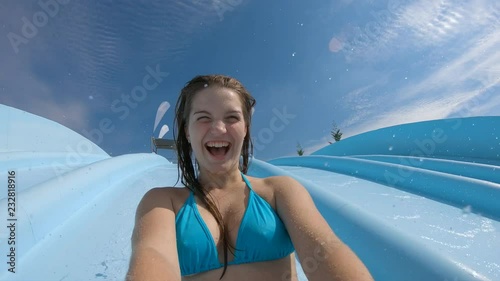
[{"xmin": 173, "ymin": 75, "xmax": 256, "ymax": 279}]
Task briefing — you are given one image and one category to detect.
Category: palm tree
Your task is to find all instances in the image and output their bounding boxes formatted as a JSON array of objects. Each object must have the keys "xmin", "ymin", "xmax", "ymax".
[
  {"xmin": 328, "ymin": 122, "xmax": 343, "ymax": 144},
  {"xmin": 296, "ymin": 142, "xmax": 304, "ymax": 156}
]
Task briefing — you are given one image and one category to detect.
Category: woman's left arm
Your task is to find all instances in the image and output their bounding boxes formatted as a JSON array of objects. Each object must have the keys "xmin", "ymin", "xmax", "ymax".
[{"xmin": 270, "ymin": 176, "xmax": 374, "ymax": 281}]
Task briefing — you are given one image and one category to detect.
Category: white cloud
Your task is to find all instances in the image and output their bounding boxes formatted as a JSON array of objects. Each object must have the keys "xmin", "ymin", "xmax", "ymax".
[
  {"xmin": 2, "ymin": 1, "xmax": 238, "ymax": 136},
  {"xmin": 471, "ymin": 93, "xmax": 500, "ymax": 116},
  {"xmin": 302, "ymin": 136, "xmax": 331, "ymax": 155},
  {"xmin": 0, "ymin": 70, "xmax": 90, "ymax": 131},
  {"xmin": 342, "ymin": 0, "xmax": 499, "ymax": 61},
  {"xmin": 397, "ymin": 0, "xmax": 465, "ymax": 46},
  {"xmin": 396, "ymin": 28, "xmax": 500, "ymax": 102},
  {"xmin": 0, "ymin": 46, "xmax": 90, "ymax": 131},
  {"xmin": 399, "ymin": 0, "xmax": 499, "ymax": 48},
  {"xmin": 341, "ymin": 74, "xmax": 391, "ymax": 128},
  {"xmin": 447, "ymin": 79, "xmax": 500, "ymax": 118},
  {"xmin": 303, "ymin": 92, "xmax": 469, "ymax": 152},
  {"xmin": 344, "ymin": 92, "xmax": 479, "ymax": 138},
  {"xmin": 340, "ymin": 14, "xmax": 500, "ymax": 139},
  {"xmin": 341, "ymin": 86, "xmax": 375, "ymax": 128}
]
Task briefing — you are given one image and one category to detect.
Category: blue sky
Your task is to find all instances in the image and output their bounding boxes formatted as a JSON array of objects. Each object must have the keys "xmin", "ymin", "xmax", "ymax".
[{"xmin": 1, "ymin": 0, "xmax": 499, "ymax": 160}]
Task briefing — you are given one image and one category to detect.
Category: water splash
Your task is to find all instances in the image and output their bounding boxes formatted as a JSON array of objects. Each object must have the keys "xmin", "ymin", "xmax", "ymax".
[
  {"xmin": 153, "ymin": 101, "xmax": 170, "ymax": 132},
  {"xmin": 158, "ymin": 125, "xmax": 169, "ymax": 138},
  {"xmin": 462, "ymin": 205, "xmax": 472, "ymax": 216}
]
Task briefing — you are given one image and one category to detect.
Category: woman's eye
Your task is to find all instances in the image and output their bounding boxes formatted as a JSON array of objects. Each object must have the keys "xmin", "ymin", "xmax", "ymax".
[
  {"xmin": 197, "ymin": 116, "xmax": 209, "ymax": 121},
  {"xmin": 228, "ymin": 116, "xmax": 239, "ymax": 121}
]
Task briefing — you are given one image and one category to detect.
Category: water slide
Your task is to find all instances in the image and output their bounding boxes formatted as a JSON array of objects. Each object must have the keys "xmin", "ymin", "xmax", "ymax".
[{"xmin": 1, "ymin": 103, "xmax": 499, "ymax": 281}]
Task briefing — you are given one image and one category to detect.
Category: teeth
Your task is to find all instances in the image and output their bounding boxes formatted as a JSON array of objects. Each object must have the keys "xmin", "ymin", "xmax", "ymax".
[{"xmin": 206, "ymin": 141, "xmax": 230, "ymax": 148}]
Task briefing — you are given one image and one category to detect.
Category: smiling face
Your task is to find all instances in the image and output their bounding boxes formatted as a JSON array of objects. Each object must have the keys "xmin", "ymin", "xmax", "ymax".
[{"xmin": 185, "ymin": 86, "xmax": 247, "ymax": 174}]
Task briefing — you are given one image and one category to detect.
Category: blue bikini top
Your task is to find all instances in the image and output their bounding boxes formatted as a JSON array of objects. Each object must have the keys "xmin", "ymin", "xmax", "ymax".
[{"xmin": 175, "ymin": 173, "xmax": 295, "ymax": 276}]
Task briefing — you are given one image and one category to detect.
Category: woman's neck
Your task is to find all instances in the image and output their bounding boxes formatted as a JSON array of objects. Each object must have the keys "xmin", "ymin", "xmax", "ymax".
[{"xmin": 197, "ymin": 168, "xmax": 243, "ymax": 191}]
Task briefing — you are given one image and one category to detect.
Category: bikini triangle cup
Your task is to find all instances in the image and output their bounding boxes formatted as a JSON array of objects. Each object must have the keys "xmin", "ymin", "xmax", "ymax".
[{"xmin": 175, "ymin": 172, "xmax": 295, "ymax": 276}]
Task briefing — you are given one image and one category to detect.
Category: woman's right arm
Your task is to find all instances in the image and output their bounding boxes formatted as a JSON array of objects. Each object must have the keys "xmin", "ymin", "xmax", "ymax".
[{"xmin": 126, "ymin": 188, "xmax": 181, "ymax": 281}]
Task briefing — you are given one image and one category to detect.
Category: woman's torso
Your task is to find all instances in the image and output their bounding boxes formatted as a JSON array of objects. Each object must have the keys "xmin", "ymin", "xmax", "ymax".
[{"xmin": 166, "ymin": 175, "xmax": 298, "ymax": 281}]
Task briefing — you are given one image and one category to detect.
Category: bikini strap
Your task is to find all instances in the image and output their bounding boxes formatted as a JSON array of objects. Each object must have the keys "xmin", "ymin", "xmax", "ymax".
[
  {"xmin": 187, "ymin": 189, "xmax": 196, "ymax": 203},
  {"xmin": 240, "ymin": 172, "xmax": 253, "ymax": 191}
]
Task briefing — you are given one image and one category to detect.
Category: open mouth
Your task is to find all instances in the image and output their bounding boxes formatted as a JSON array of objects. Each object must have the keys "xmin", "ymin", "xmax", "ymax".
[{"xmin": 205, "ymin": 141, "xmax": 231, "ymax": 158}]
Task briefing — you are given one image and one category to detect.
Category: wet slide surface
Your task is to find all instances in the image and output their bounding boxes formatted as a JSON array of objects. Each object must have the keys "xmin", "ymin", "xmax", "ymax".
[{"xmin": 1, "ymin": 104, "xmax": 499, "ymax": 281}]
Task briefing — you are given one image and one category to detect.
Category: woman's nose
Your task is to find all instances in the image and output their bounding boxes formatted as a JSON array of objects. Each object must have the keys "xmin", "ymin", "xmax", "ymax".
[{"xmin": 211, "ymin": 120, "xmax": 227, "ymax": 133}]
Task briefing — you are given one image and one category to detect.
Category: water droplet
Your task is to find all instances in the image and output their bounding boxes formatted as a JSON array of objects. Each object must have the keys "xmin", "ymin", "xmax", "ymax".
[
  {"xmin": 392, "ymin": 134, "xmax": 396, "ymax": 138},
  {"xmin": 388, "ymin": 146, "xmax": 393, "ymax": 151},
  {"xmin": 462, "ymin": 205, "xmax": 472, "ymax": 215},
  {"xmin": 292, "ymin": 52, "xmax": 296, "ymax": 57}
]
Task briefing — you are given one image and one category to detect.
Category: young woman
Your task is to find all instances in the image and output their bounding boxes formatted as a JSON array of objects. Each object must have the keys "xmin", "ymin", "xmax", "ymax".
[{"xmin": 126, "ymin": 75, "xmax": 373, "ymax": 281}]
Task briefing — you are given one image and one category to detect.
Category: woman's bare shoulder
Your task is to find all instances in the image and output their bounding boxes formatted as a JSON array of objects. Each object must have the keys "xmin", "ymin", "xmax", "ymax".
[
  {"xmin": 261, "ymin": 175, "xmax": 298, "ymax": 190},
  {"xmin": 245, "ymin": 174, "xmax": 292, "ymax": 186},
  {"xmin": 144, "ymin": 186, "xmax": 191, "ymax": 214},
  {"xmin": 244, "ymin": 175, "xmax": 297, "ymax": 208}
]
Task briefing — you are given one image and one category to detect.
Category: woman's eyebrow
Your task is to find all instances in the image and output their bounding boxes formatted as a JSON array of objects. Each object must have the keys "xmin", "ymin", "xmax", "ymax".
[
  {"xmin": 192, "ymin": 110, "xmax": 211, "ymax": 115},
  {"xmin": 192, "ymin": 110, "xmax": 242, "ymax": 115}
]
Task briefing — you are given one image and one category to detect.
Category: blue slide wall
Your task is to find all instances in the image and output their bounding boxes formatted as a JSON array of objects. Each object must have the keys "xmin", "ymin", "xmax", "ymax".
[{"xmin": 1, "ymin": 104, "xmax": 498, "ymax": 280}]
